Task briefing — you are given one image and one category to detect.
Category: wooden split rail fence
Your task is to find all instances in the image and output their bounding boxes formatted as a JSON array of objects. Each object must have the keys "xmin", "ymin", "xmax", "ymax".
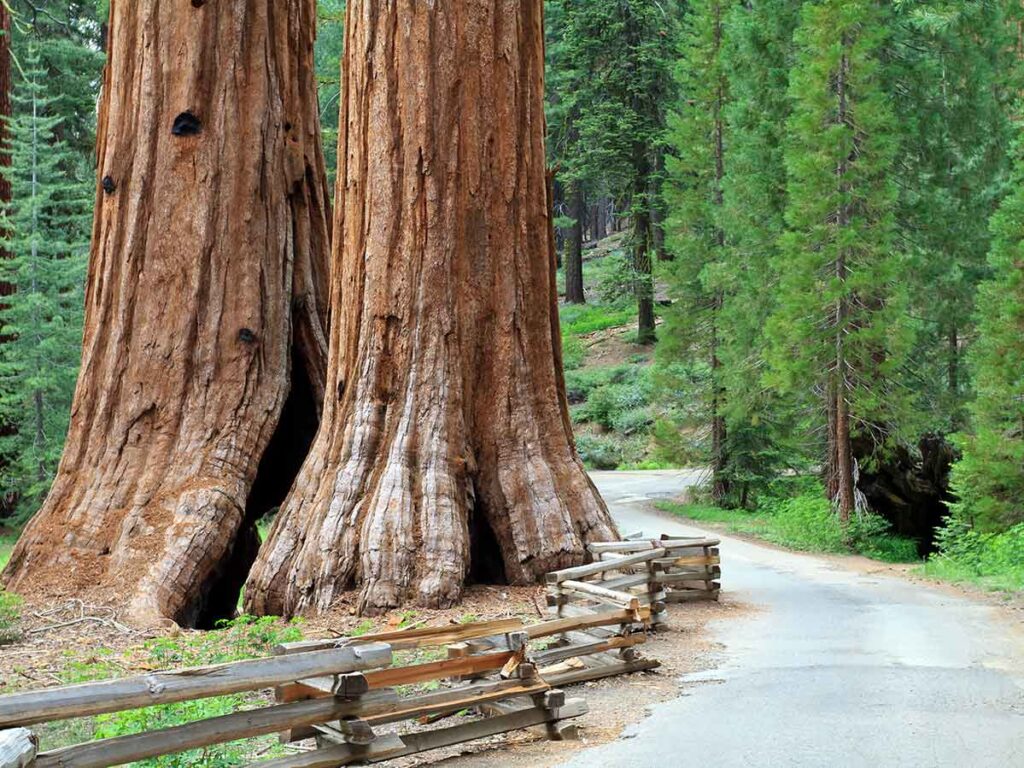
[
  {"xmin": 547, "ymin": 534, "xmax": 721, "ymax": 632},
  {"xmin": 0, "ymin": 536, "xmax": 721, "ymax": 767}
]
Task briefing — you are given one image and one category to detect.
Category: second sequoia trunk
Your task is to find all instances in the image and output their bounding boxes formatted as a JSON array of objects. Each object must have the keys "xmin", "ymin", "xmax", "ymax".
[
  {"xmin": 2, "ymin": 0, "xmax": 331, "ymax": 626},
  {"xmin": 245, "ymin": 0, "xmax": 617, "ymax": 617}
]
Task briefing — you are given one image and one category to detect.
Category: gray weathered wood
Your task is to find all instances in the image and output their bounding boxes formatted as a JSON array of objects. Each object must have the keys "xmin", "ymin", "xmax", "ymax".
[
  {"xmin": 252, "ymin": 699, "xmax": 588, "ymax": 768},
  {"xmin": 545, "ymin": 548, "xmax": 665, "ymax": 584},
  {"xmin": 0, "ymin": 729, "xmax": 37, "ymax": 768},
  {"xmin": 558, "ymin": 580, "xmax": 640, "ymax": 611},
  {"xmin": 0, "ymin": 643, "xmax": 393, "ymax": 728},
  {"xmin": 32, "ymin": 690, "xmax": 398, "ymax": 768},
  {"xmin": 542, "ymin": 658, "xmax": 660, "ymax": 687}
]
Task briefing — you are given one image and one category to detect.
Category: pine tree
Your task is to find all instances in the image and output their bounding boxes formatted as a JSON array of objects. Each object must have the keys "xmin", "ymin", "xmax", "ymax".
[
  {"xmin": 559, "ymin": 0, "xmax": 680, "ymax": 342},
  {"xmin": 767, "ymin": 0, "xmax": 909, "ymax": 522},
  {"xmin": 716, "ymin": 0, "xmax": 803, "ymax": 503},
  {"xmin": 949, "ymin": 129, "xmax": 1024, "ymax": 532},
  {"xmin": 891, "ymin": 1, "xmax": 1014, "ymax": 432},
  {"xmin": 0, "ymin": 48, "xmax": 91, "ymax": 520},
  {"xmin": 660, "ymin": 0, "xmax": 731, "ymax": 500}
]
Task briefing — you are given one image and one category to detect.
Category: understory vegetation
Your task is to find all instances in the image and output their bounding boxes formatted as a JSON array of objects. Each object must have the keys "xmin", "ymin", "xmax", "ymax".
[
  {"xmin": 659, "ymin": 478, "xmax": 919, "ymax": 564},
  {"xmin": 31, "ymin": 617, "xmax": 304, "ymax": 764}
]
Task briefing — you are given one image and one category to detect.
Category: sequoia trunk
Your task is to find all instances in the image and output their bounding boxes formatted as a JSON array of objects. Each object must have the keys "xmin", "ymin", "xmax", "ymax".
[
  {"xmin": 2, "ymin": 0, "xmax": 331, "ymax": 626},
  {"xmin": 245, "ymin": 0, "xmax": 617, "ymax": 618}
]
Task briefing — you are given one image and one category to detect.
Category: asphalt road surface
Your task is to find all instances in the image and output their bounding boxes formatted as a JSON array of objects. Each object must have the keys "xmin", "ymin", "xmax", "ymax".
[{"xmin": 558, "ymin": 470, "xmax": 1024, "ymax": 768}]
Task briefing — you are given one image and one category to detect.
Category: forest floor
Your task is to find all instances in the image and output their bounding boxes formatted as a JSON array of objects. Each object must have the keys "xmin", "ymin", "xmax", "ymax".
[
  {"xmin": 0, "ymin": 584, "xmax": 736, "ymax": 765},
  {"xmin": 559, "ymin": 233, "xmax": 666, "ymax": 472}
]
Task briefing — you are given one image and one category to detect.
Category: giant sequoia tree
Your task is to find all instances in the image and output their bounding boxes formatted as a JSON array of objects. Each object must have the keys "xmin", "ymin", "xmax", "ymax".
[
  {"xmin": 245, "ymin": 0, "xmax": 617, "ymax": 618},
  {"xmin": 2, "ymin": 0, "xmax": 332, "ymax": 626}
]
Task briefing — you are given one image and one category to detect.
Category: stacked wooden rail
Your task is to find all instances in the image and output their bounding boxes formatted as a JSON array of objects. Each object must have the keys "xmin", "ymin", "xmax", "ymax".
[
  {"xmin": 0, "ymin": 609, "xmax": 664, "ymax": 768},
  {"xmin": 548, "ymin": 535, "xmax": 721, "ymax": 632}
]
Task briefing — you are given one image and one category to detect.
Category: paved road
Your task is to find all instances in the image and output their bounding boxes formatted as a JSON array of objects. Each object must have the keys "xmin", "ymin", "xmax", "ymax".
[{"xmin": 559, "ymin": 470, "xmax": 1024, "ymax": 768}]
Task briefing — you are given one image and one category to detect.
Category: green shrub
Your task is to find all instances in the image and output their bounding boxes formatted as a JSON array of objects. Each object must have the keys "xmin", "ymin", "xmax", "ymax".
[
  {"xmin": 560, "ymin": 302, "xmax": 635, "ymax": 337},
  {"xmin": 576, "ymin": 434, "xmax": 623, "ymax": 470},
  {"xmin": 661, "ymin": 481, "xmax": 919, "ymax": 564},
  {"xmin": 611, "ymin": 406, "xmax": 653, "ymax": 436},
  {"xmin": 926, "ymin": 517, "xmax": 1024, "ymax": 591},
  {"xmin": 0, "ymin": 590, "xmax": 22, "ymax": 645},
  {"xmin": 576, "ymin": 369, "xmax": 653, "ymax": 431}
]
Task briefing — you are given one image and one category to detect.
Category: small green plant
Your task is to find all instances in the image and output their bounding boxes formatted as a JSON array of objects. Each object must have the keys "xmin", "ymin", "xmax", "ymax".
[
  {"xmin": 924, "ymin": 518, "xmax": 1024, "ymax": 592},
  {"xmin": 0, "ymin": 589, "xmax": 23, "ymax": 645},
  {"xmin": 56, "ymin": 616, "xmax": 305, "ymax": 764},
  {"xmin": 562, "ymin": 334, "xmax": 585, "ymax": 370}
]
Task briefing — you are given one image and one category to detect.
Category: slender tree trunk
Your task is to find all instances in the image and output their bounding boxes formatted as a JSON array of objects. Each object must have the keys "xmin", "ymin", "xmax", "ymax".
[
  {"xmin": 709, "ymin": 7, "xmax": 728, "ymax": 501},
  {"xmin": 832, "ymin": 48, "xmax": 855, "ymax": 524},
  {"xmin": 633, "ymin": 204, "xmax": 656, "ymax": 345},
  {"xmin": 650, "ymin": 150, "xmax": 669, "ymax": 262},
  {"xmin": 565, "ymin": 183, "xmax": 586, "ymax": 304},
  {"xmin": 245, "ymin": 0, "xmax": 617, "ymax": 618},
  {"xmin": 3, "ymin": 0, "xmax": 332, "ymax": 627},
  {"xmin": 595, "ymin": 198, "xmax": 608, "ymax": 241}
]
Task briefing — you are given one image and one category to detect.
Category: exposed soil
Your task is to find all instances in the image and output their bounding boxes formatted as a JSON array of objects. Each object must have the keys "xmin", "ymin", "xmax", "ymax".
[
  {"xmin": 0, "ymin": 585, "xmax": 739, "ymax": 767},
  {"xmin": 578, "ymin": 325, "xmax": 655, "ymax": 370}
]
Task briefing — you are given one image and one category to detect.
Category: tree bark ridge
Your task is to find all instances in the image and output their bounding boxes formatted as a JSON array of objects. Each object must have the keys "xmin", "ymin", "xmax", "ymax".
[
  {"xmin": 2, "ymin": 0, "xmax": 331, "ymax": 626},
  {"xmin": 246, "ymin": 0, "xmax": 616, "ymax": 618}
]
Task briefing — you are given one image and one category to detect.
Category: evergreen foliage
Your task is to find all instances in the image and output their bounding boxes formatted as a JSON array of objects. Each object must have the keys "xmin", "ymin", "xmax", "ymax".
[
  {"xmin": 766, "ymin": 0, "xmax": 909, "ymax": 517},
  {"xmin": 949, "ymin": 130, "xmax": 1024, "ymax": 532},
  {"xmin": 0, "ymin": 47, "xmax": 91, "ymax": 520}
]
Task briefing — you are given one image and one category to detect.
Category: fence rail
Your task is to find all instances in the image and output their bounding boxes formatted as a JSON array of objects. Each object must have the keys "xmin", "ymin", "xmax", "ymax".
[{"xmin": 0, "ymin": 535, "xmax": 722, "ymax": 767}]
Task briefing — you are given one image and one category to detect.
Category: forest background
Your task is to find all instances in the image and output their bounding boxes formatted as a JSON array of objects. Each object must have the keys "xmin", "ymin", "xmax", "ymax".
[{"xmin": 0, "ymin": 0, "xmax": 1020, "ymax": 596}]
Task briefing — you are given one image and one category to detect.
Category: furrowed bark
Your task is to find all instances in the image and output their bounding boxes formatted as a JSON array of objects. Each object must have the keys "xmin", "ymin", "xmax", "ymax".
[
  {"xmin": 2, "ymin": 0, "xmax": 331, "ymax": 626},
  {"xmin": 246, "ymin": 0, "xmax": 617, "ymax": 618}
]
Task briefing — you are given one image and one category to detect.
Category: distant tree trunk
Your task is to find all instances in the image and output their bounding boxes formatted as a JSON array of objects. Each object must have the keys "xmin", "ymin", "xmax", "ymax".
[
  {"xmin": 709, "ymin": 12, "xmax": 728, "ymax": 501},
  {"xmin": 245, "ymin": 0, "xmax": 617, "ymax": 618},
  {"xmin": 633, "ymin": 210, "xmax": 656, "ymax": 345},
  {"xmin": 633, "ymin": 146, "xmax": 656, "ymax": 345},
  {"xmin": 594, "ymin": 198, "xmax": 608, "ymax": 241},
  {"xmin": 650, "ymin": 150, "xmax": 669, "ymax": 262},
  {"xmin": 3, "ymin": 0, "xmax": 332, "ymax": 627},
  {"xmin": 566, "ymin": 183, "xmax": 586, "ymax": 304}
]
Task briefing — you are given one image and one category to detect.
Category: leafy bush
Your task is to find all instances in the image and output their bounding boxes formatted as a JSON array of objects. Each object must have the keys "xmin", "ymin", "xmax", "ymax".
[
  {"xmin": 660, "ymin": 479, "xmax": 919, "ymax": 564},
  {"xmin": 611, "ymin": 406, "xmax": 654, "ymax": 436},
  {"xmin": 564, "ymin": 365, "xmax": 631, "ymax": 404},
  {"xmin": 0, "ymin": 589, "xmax": 22, "ymax": 645},
  {"xmin": 575, "ymin": 434, "xmax": 623, "ymax": 470},
  {"xmin": 926, "ymin": 516, "xmax": 1024, "ymax": 591},
  {"xmin": 576, "ymin": 368, "xmax": 653, "ymax": 430},
  {"xmin": 559, "ymin": 302, "xmax": 635, "ymax": 337}
]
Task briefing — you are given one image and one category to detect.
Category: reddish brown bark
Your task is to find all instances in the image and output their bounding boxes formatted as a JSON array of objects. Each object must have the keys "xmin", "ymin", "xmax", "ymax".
[
  {"xmin": 2, "ymin": 0, "xmax": 331, "ymax": 626},
  {"xmin": 245, "ymin": 0, "xmax": 617, "ymax": 618}
]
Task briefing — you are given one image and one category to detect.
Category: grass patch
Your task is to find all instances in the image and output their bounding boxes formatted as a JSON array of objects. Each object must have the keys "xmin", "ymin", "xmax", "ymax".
[
  {"xmin": 659, "ymin": 489, "xmax": 920, "ymax": 564},
  {"xmin": 560, "ymin": 302, "xmax": 636, "ymax": 337},
  {"xmin": 0, "ymin": 533, "xmax": 15, "ymax": 570},
  {"xmin": 39, "ymin": 615, "xmax": 305, "ymax": 762}
]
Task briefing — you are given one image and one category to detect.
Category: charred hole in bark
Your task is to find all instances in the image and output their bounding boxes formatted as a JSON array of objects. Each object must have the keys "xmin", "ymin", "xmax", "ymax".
[
  {"xmin": 101, "ymin": 176, "xmax": 116, "ymax": 194},
  {"xmin": 191, "ymin": 0, "xmax": 206, "ymax": 7},
  {"xmin": 468, "ymin": 501, "xmax": 508, "ymax": 585},
  {"xmin": 193, "ymin": 358, "xmax": 320, "ymax": 627},
  {"xmin": 172, "ymin": 112, "xmax": 202, "ymax": 136}
]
